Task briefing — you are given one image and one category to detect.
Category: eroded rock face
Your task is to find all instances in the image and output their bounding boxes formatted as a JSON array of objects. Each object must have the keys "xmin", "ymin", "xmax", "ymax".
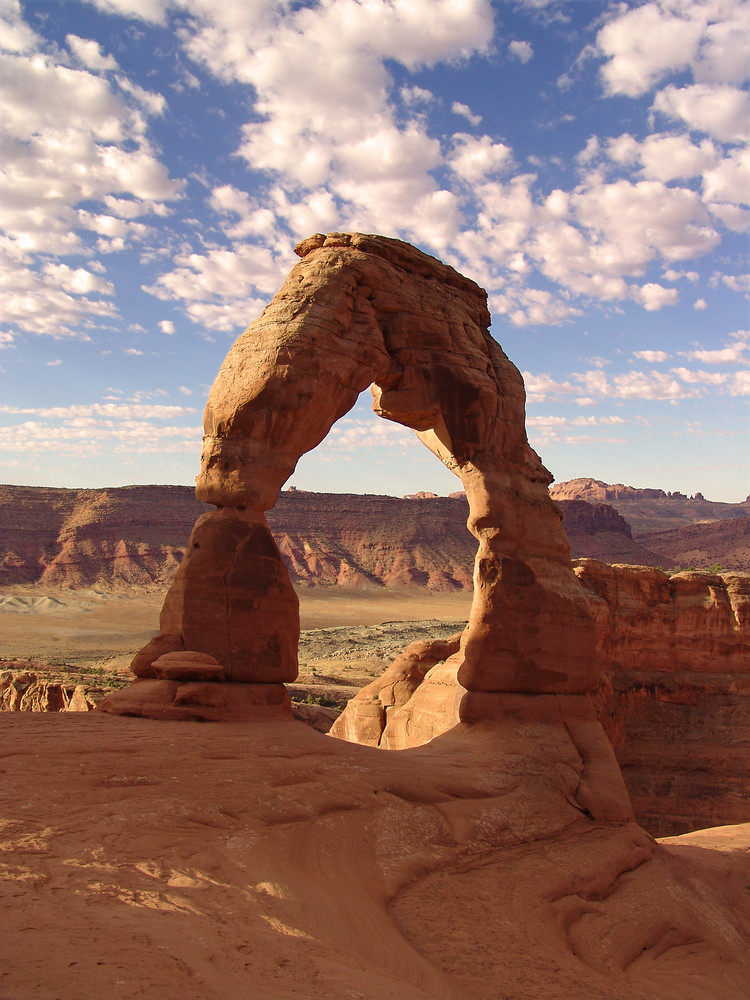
[
  {"xmin": 578, "ymin": 561, "xmax": 750, "ymax": 836},
  {"xmin": 336, "ymin": 561, "xmax": 749, "ymax": 834},
  {"xmin": 102, "ymin": 233, "xmax": 599, "ymax": 748},
  {"xmin": 0, "ymin": 670, "xmax": 96, "ymax": 712}
]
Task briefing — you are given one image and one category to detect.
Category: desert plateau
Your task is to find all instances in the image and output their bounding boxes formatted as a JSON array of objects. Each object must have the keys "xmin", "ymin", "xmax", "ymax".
[{"xmin": 2, "ymin": 233, "xmax": 749, "ymax": 1000}]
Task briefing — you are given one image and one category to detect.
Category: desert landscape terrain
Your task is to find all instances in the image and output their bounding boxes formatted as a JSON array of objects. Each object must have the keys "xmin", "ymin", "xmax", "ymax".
[
  {"xmin": 3, "ymin": 710, "xmax": 749, "ymax": 1000},
  {"xmin": 2, "ymin": 488, "xmax": 749, "ymax": 999},
  {"xmin": 2, "ymin": 234, "xmax": 749, "ymax": 999}
]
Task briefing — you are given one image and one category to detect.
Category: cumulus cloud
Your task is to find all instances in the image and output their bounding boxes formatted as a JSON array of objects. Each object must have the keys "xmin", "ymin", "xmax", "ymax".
[
  {"xmin": 721, "ymin": 273, "xmax": 750, "ymax": 294},
  {"xmin": 633, "ymin": 350, "xmax": 670, "ymax": 362},
  {"xmin": 81, "ymin": 0, "xmax": 170, "ymax": 24},
  {"xmin": 0, "ymin": 401, "xmax": 195, "ymax": 418},
  {"xmin": 508, "ymin": 40, "xmax": 533, "ymax": 63},
  {"xmin": 452, "ymin": 101, "xmax": 482, "ymax": 126},
  {"xmin": 0, "ymin": 12, "xmax": 183, "ymax": 338},
  {"xmin": 595, "ymin": 0, "xmax": 749, "ymax": 98},
  {"xmin": 66, "ymin": 34, "xmax": 119, "ymax": 71},
  {"xmin": 143, "ymin": 242, "xmax": 291, "ymax": 329},
  {"xmin": 447, "ymin": 134, "xmax": 513, "ymax": 182},
  {"xmin": 682, "ymin": 340, "xmax": 750, "ymax": 363},
  {"xmin": 184, "ymin": 0, "xmax": 492, "ymax": 251},
  {"xmin": 158, "ymin": 319, "xmax": 175, "ymax": 334},
  {"xmin": 323, "ymin": 416, "xmax": 418, "ymax": 455},
  {"xmin": 653, "ymin": 83, "xmax": 750, "ymax": 143}
]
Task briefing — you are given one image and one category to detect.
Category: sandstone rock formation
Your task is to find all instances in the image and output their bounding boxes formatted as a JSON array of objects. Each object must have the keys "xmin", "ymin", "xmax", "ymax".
[
  {"xmin": 0, "ymin": 484, "xmax": 203, "ymax": 587},
  {"xmin": 0, "ymin": 669, "xmax": 96, "ymax": 712},
  {"xmin": 578, "ymin": 560, "xmax": 750, "ymax": 836},
  {"xmin": 4, "ymin": 713, "xmax": 750, "ymax": 1000},
  {"xmin": 4, "ymin": 483, "xmax": 746, "ymax": 588},
  {"xmin": 337, "ymin": 562, "xmax": 750, "ymax": 835},
  {"xmin": 103, "ymin": 233, "xmax": 606, "ymax": 745},
  {"xmin": 551, "ymin": 477, "xmax": 750, "ymax": 535},
  {"xmin": 644, "ymin": 516, "xmax": 750, "ymax": 574}
]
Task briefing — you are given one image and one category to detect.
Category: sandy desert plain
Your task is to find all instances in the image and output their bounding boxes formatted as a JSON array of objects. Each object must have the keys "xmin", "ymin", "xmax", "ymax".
[{"xmin": 2, "ymin": 579, "xmax": 750, "ymax": 1000}]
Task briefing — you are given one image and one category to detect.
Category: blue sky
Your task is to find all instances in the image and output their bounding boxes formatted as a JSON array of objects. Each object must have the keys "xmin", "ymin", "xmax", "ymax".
[{"xmin": 1, "ymin": 0, "xmax": 748, "ymax": 502}]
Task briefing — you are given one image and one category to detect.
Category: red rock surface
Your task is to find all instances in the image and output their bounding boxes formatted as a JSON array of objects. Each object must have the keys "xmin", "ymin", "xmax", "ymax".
[
  {"xmin": 2, "ymin": 714, "xmax": 749, "ymax": 1000},
  {"xmin": 335, "ymin": 561, "xmax": 750, "ymax": 837},
  {"xmin": 576, "ymin": 560, "xmax": 750, "ymax": 836},
  {"xmin": 645, "ymin": 516, "xmax": 750, "ymax": 573},
  {"xmin": 551, "ymin": 477, "xmax": 750, "ymax": 536},
  {"xmin": 0, "ymin": 484, "xmax": 201, "ymax": 587},
  {"xmin": 106, "ymin": 233, "xmax": 600, "ymax": 726},
  {"xmin": 3, "ymin": 484, "xmax": 742, "ymax": 587}
]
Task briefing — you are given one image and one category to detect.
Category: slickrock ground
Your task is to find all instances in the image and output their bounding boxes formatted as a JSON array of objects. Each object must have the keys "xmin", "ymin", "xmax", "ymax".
[{"xmin": 3, "ymin": 713, "xmax": 749, "ymax": 1000}]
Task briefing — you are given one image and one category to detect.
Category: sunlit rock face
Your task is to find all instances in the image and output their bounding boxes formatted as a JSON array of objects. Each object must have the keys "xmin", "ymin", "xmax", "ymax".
[{"xmin": 102, "ymin": 234, "xmax": 600, "ymax": 745}]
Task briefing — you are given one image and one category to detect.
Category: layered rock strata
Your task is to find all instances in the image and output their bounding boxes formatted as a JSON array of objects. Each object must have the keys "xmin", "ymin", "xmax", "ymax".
[
  {"xmin": 578, "ymin": 561, "xmax": 750, "ymax": 836},
  {"xmin": 0, "ymin": 670, "xmax": 95, "ymax": 712},
  {"xmin": 102, "ymin": 232, "xmax": 623, "ymax": 823},
  {"xmin": 336, "ymin": 563, "xmax": 750, "ymax": 835}
]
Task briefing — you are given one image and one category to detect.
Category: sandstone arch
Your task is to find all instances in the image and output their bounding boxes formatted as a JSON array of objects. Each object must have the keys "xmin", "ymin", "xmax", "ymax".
[{"xmin": 103, "ymin": 233, "xmax": 597, "ymax": 728}]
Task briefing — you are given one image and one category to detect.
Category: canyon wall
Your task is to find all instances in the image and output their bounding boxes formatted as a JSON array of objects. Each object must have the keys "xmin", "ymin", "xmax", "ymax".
[
  {"xmin": 578, "ymin": 560, "xmax": 750, "ymax": 837},
  {"xmin": 1, "ymin": 484, "xmax": 718, "ymax": 590},
  {"xmin": 334, "ymin": 562, "xmax": 749, "ymax": 836}
]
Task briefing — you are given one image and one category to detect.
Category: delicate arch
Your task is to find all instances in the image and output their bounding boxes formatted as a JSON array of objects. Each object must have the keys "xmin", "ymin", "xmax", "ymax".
[{"xmin": 106, "ymin": 233, "xmax": 596, "ymax": 723}]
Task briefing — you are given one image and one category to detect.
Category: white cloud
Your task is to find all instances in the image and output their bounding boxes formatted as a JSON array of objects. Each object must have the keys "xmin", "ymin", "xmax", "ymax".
[
  {"xmin": 452, "ymin": 101, "xmax": 482, "ymax": 126},
  {"xmin": 729, "ymin": 370, "xmax": 750, "ymax": 394},
  {"xmin": 573, "ymin": 179, "xmax": 719, "ymax": 265},
  {"xmin": 721, "ymin": 273, "xmax": 750, "ymax": 294},
  {"xmin": 508, "ymin": 40, "xmax": 533, "ymax": 64},
  {"xmin": 81, "ymin": 0, "xmax": 170, "ymax": 24},
  {"xmin": 702, "ymin": 145, "xmax": 750, "ymax": 205},
  {"xmin": 0, "ymin": 417, "xmax": 200, "ymax": 455},
  {"xmin": 595, "ymin": 1, "xmax": 750, "ymax": 100},
  {"xmin": 522, "ymin": 372, "xmax": 578, "ymax": 402},
  {"xmin": 633, "ymin": 282, "xmax": 680, "ymax": 311},
  {"xmin": 400, "ymin": 85, "xmax": 434, "ymax": 107},
  {"xmin": 653, "ymin": 84, "xmax": 750, "ymax": 142},
  {"xmin": 694, "ymin": 297, "xmax": 707, "ymax": 309},
  {"xmin": 0, "ymin": 246, "xmax": 117, "ymax": 337},
  {"xmin": 664, "ymin": 268, "xmax": 699, "ymax": 282},
  {"xmin": 672, "ymin": 366, "xmax": 730, "ymax": 385},
  {"xmin": 0, "ymin": 21, "xmax": 183, "ymax": 338},
  {"xmin": 66, "ymin": 34, "xmax": 119, "ymax": 72},
  {"xmin": 447, "ymin": 134, "xmax": 513, "ymax": 182},
  {"xmin": 209, "ymin": 184, "xmax": 278, "ymax": 241},
  {"xmin": 609, "ymin": 132, "xmax": 719, "ymax": 182},
  {"xmin": 0, "ymin": 0, "xmax": 39, "ymax": 53},
  {"xmin": 0, "ymin": 402, "xmax": 194, "ymax": 418},
  {"xmin": 143, "ymin": 242, "xmax": 290, "ymax": 327},
  {"xmin": 42, "ymin": 263, "xmax": 114, "ymax": 297},
  {"xmin": 612, "ymin": 369, "xmax": 697, "ymax": 400},
  {"xmin": 596, "ymin": 2, "xmax": 704, "ymax": 98},
  {"xmin": 633, "ymin": 350, "xmax": 670, "ymax": 362},
  {"xmin": 158, "ymin": 320, "xmax": 175, "ymax": 334},
  {"xmin": 181, "ymin": 0, "xmax": 492, "ymax": 252},
  {"xmin": 324, "ymin": 416, "xmax": 417, "ymax": 454},
  {"xmin": 682, "ymin": 342, "xmax": 750, "ymax": 363},
  {"xmin": 124, "ymin": 347, "xmax": 144, "ymax": 355}
]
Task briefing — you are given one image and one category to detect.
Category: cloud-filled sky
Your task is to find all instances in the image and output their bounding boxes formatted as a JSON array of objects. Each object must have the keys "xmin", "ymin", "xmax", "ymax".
[{"xmin": 1, "ymin": 0, "xmax": 748, "ymax": 502}]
